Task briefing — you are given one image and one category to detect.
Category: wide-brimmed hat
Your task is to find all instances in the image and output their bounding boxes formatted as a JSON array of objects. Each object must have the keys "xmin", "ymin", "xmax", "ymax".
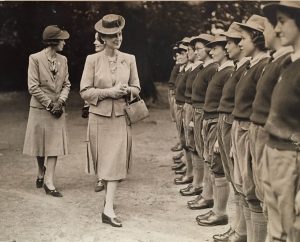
[
  {"xmin": 263, "ymin": 1, "xmax": 300, "ymax": 26},
  {"xmin": 177, "ymin": 37, "xmax": 192, "ymax": 46},
  {"xmin": 95, "ymin": 14, "xmax": 125, "ymax": 35},
  {"xmin": 190, "ymin": 34, "xmax": 215, "ymax": 46},
  {"xmin": 221, "ymin": 22, "xmax": 242, "ymax": 39},
  {"xmin": 206, "ymin": 35, "xmax": 227, "ymax": 48},
  {"xmin": 42, "ymin": 25, "xmax": 69, "ymax": 41},
  {"xmin": 177, "ymin": 43, "xmax": 188, "ymax": 52},
  {"xmin": 236, "ymin": 14, "xmax": 267, "ymax": 33}
]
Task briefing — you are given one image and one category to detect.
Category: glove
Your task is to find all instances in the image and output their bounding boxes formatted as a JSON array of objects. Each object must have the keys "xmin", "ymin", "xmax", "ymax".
[
  {"xmin": 50, "ymin": 99, "xmax": 64, "ymax": 119},
  {"xmin": 82, "ymin": 106, "xmax": 89, "ymax": 119},
  {"xmin": 107, "ymin": 83, "xmax": 128, "ymax": 99}
]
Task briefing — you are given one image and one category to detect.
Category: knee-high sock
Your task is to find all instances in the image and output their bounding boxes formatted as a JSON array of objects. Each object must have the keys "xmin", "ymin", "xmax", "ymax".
[
  {"xmin": 184, "ymin": 148, "xmax": 193, "ymax": 177},
  {"xmin": 192, "ymin": 152, "xmax": 204, "ymax": 188},
  {"xmin": 231, "ymin": 194, "xmax": 241, "ymax": 231},
  {"xmin": 235, "ymin": 197, "xmax": 247, "ymax": 236},
  {"xmin": 212, "ymin": 176, "xmax": 230, "ymax": 216},
  {"xmin": 251, "ymin": 211, "xmax": 267, "ymax": 242},
  {"xmin": 243, "ymin": 205, "xmax": 253, "ymax": 242},
  {"xmin": 201, "ymin": 162, "xmax": 213, "ymax": 200}
]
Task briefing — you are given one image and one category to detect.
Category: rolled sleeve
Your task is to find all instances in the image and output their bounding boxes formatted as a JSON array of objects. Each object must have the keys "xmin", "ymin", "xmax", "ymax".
[{"xmin": 28, "ymin": 55, "xmax": 52, "ymax": 107}]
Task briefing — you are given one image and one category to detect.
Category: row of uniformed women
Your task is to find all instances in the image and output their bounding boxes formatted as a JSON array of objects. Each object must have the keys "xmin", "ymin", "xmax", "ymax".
[
  {"xmin": 23, "ymin": 14, "xmax": 140, "ymax": 228},
  {"xmin": 168, "ymin": 1, "xmax": 300, "ymax": 242}
]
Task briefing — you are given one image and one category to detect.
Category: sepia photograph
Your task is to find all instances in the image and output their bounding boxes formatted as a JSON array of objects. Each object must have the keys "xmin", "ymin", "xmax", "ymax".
[{"xmin": 0, "ymin": 0, "xmax": 300, "ymax": 241}]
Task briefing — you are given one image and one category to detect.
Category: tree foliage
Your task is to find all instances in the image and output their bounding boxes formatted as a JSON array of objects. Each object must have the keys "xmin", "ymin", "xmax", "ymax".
[{"xmin": 0, "ymin": 1, "xmax": 262, "ymax": 99}]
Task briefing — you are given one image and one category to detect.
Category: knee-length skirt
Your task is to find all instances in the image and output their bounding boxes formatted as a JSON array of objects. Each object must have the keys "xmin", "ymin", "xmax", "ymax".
[
  {"xmin": 23, "ymin": 107, "xmax": 69, "ymax": 157},
  {"xmin": 86, "ymin": 112, "xmax": 132, "ymax": 181}
]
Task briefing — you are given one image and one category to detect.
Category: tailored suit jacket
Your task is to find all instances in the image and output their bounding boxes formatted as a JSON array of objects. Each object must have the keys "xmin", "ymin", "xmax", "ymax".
[
  {"xmin": 27, "ymin": 50, "xmax": 71, "ymax": 108},
  {"xmin": 80, "ymin": 50, "xmax": 140, "ymax": 117}
]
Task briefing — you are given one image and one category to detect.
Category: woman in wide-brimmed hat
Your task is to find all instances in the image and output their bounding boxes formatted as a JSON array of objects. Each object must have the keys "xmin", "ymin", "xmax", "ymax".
[
  {"xmin": 80, "ymin": 14, "xmax": 140, "ymax": 227},
  {"xmin": 23, "ymin": 25, "xmax": 71, "ymax": 197}
]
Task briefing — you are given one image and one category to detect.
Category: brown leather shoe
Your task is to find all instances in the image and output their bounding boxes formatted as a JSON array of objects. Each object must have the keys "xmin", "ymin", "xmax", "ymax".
[
  {"xmin": 180, "ymin": 186, "xmax": 202, "ymax": 196},
  {"xmin": 174, "ymin": 176, "xmax": 193, "ymax": 185},
  {"xmin": 172, "ymin": 152, "xmax": 184, "ymax": 160},
  {"xmin": 171, "ymin": 143, "xmax": 183, "ymax": 152},
  {"xmin": 188, "ymin": 197, "xmax": 213, "ymax": 210},
  {"xmin": 171, "ymin": 162, "xmax": 185, "ymax": 170},
  {"xmin": 175, "ymin": 166, "xmax": 186, "ymax": 174},
  {"xmin": 228, "ymin": 232, "xmax": 247, "ymax": 242},
  {"xmin": 179, "ymin": 184, "xmax": 193, "ymax": 193},
  {"xmin": 195, "ymin": 210, "xmax": 214, "ymax": 221},
  {"xmin": 213, "ymin": 227, "xmax": 234, "ymax": 242},
  {"xmin": 187, "ymin": 194, "xmax": 202, "ymax": 205},
  {"xmin": 197, "ymin": 211, "xmax": 228, "ymax": 226}
]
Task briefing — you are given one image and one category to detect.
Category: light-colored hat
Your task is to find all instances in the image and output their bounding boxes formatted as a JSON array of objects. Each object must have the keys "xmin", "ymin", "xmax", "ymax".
[
  {"xmin": 177, "ymin": 43, "xmax": 188, "ymax": 51},
  {"xmin": 42, "ymin": 25, "xmax": 69, "ymax": 41},
  {"xmin": 190, "ymin": 34, "xmax": 215, "ymax": 46},
  {"xmin": 206, "ymin": 35, "xmax": 227, "ymax": 48},
  {"xmin": 221, "ymin": 22, "xmax": 242, "ymax": 39},
  {"xmin": 263, "ymin": 1, "xmax": 300, "ymax": 26},
  {"xmin": 95, "ymin": 14, "xmax": 125, "ymax": 35},
  {"xmin": 236, "ymin": 14, "xmax": 267, "ymax": 33}
]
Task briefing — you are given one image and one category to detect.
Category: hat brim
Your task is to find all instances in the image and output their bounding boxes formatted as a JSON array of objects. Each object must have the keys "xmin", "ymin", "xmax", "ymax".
[
  {"xmin": 190, "ymin": 37, "xmax": 210, "ymax": 46},
  {"xmin": 206, "ymin": 40, "xmax": 227, "ymax": 48},
  {"xmin": 236, "ymin": 22, "xmax": 264, "ymax": 33},
  {"xmin": 221, "ymin": 32, "xmax": 241, "ymax": 39},
  {"xmin": 95, "ymin": 18, "xmax": 125, "ymax": 35},
  {"xmin": 57, "ymin": 30, "xmax": 70, "ymax": 40}
]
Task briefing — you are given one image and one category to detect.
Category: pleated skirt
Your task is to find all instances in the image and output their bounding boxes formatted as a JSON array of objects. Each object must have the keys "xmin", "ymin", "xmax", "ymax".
[
  {"xmin": 86, "ymin": 112, "xmax": 132, "ymax": 181},
  {"xmin": 23, "ymin": 107, "xmax": 69, "ymax": 157}
]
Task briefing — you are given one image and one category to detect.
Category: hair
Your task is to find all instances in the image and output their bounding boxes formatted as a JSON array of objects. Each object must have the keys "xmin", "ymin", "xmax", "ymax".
[
  {"xmin": 99, "ymin": 32, "xmax": 121, "ymax": 42},
  {"xmin": 248, "ymin": 29, "xmax": 268, "ymax": 52},
  {"xmin": 229, "ymin": 38, "xmax": 241, "ymax": 46},
  {"xmin": 42, "ymin": 40, "xmax": 60, "ymax": 47},
  {"xmin": 278, "ymin": 6, "xmax": 300, "ymax": 29}
]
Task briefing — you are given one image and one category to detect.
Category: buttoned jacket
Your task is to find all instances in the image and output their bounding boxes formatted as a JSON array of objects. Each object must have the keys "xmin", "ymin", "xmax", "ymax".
[
  {"xmin": 80, "ymin": 50, "xmax": 140, "ymax": 117},
  {"xmin": 27, "ymin": 50, "xmax": 71, "ymax": 108}
]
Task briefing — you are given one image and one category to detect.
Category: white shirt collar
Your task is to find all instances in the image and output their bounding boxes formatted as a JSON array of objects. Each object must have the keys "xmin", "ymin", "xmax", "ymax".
[
  {"xmin": 236, "ymin": 57, "xmax": 251, "ymax": 70},
  {"xmin": 191, "ymin": 60, "xmax": 203, "ymax": 71},
  {"xmin": 179, "ymin": 65, "xmax": 185, "ymax": 72},
  {"xmin": 203, "ymin": 59, "xmax": 215, "ymax": 68},
  {"xmin": 185, "ymin": 62, "xmax": 193, "ymax": 71},
  {"xmin": 291, "ymin": 49, "xmax": 300, "ymax": 62},
  {"xmin": 217, "ymin": 60, "xmax": 234, "ymax": 71},
  {"xmin": 272, "ymin": 46, "xmax": 293, "ymax": 62},
  {"xmin": 250, "ymin": 52, "xmax": 270, "ymax": 67}
]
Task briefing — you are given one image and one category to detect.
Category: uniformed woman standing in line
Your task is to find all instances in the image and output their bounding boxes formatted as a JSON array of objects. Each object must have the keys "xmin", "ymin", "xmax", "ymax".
[
  {"xmin": 23, "ymin": 25, "xmax": 71, "ymax": 198},
  {"xmin": 80, "ymin": 14, "xmax": 140, "ymax": 227}
]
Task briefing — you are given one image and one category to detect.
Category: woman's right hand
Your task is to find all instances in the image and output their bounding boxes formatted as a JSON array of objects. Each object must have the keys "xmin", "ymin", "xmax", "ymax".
[{"xmin": 108, "ymin": 83, "xmax": 128, "ymax": 99}]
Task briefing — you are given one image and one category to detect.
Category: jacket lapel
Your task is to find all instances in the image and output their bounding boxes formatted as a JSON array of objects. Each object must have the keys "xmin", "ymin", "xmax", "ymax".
[{"xmin": 39, "ymin": 51, "xmax": 55, "ymax": 81}]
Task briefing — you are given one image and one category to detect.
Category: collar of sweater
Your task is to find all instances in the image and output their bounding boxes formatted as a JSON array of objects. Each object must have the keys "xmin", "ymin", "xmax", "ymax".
[
  {"xmin": 217, "ymin": 60, "xmax": 234, "ymax": 71},
  {"xmin": 250, "ymin": 52, "xmax": 270, "ymax": 67},
  {"xmin": 273, "ymin": 46, "xmax": 293, "ymax": 62},
  {"xmin": 236, "ymin": 57, "xmax": 251, "ymax": 70}
]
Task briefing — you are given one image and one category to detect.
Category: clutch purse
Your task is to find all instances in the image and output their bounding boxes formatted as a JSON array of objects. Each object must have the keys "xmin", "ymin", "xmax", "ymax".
[{"xmin": 125, "ymin": 94, "xmax": 149, "ymax": 124}]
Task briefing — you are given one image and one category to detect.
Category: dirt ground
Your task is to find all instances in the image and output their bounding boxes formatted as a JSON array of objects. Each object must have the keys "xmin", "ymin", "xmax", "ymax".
[{"xmin": 0, "ymin": 85, "xmax": 235, "ymax": 242}]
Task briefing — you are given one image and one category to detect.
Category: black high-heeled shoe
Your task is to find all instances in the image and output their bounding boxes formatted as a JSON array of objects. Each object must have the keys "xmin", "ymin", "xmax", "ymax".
[
  {"xmin": 43, "ymin": 184, "xmax": 63, "ymax": 197},
  {"xmin": 36, "ymin": 166, "xmax": 46, "ymax": 188},
  {"xmin": 102, "ymin": 213, "xmax": 122, "ymax": 227}
]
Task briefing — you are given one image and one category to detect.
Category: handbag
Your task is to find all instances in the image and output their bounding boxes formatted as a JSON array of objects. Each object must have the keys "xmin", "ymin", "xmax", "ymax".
[{"xmin": 124, "ymin": 92, "xmax": 149, "ymax": 124}]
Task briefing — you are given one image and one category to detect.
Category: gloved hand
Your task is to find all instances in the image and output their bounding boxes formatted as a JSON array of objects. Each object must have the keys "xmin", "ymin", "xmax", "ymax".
[
  {"xmin": 107, "ymin": 83, "xmax": 128, "ymax": 99},
  {"xmin": 50, "ymin": 99, "xmax": 64, "ymax": 118},
  {"xmin": 82, "ymin": 106, "xmax": 89, "ymax": 119}
]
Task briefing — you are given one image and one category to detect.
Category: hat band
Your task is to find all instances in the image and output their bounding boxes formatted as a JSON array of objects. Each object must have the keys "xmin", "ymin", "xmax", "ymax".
[{"xmin": 102, "ymin": 19, "xmax": 122, "ymax": 29}]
